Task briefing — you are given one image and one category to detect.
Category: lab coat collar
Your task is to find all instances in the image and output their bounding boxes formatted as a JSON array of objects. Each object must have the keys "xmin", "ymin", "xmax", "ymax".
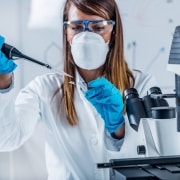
[{"xmin": 75, "ymin": 69, "xmax": 88, "ymax": 93}]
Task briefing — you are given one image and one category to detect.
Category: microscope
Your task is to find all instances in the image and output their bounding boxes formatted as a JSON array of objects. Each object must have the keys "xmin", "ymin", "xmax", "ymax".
[
  {"xmin": 98, "ymin": 26, "xmax": 180, "ymax": 179},
  {"xmin": 133, "ymin": 25, "xmax": 180, "ymax": 157}
]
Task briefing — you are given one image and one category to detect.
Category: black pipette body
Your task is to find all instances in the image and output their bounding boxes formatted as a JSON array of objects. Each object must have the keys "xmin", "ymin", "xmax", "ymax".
[{"xmin": 1, "ymin": 43, "xmax": 52, "ymax": 69}]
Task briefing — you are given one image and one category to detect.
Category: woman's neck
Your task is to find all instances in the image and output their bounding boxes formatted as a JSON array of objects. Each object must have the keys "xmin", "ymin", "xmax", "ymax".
[{"xmin": 77, "ymin": 66, "xmax": 104, "ymax": 83}]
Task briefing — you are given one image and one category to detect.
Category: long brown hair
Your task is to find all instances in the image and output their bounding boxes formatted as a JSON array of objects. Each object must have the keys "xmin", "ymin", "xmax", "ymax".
[{"xmin": 61, "ymin": 0, "xmax": 134, "ymax": 126}]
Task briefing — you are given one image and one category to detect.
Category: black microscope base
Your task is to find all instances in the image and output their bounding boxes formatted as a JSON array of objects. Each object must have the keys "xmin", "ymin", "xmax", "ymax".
[
  {"xmin": 98, "ymin": 156, "xmax": 180, "ymax": 180},
  {"xmin": 111, "ymin": 156, "xmax": 180, "ymax": 180}
]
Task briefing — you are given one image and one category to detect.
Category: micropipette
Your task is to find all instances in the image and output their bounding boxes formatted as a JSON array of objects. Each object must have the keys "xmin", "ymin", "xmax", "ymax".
[{"xmin": 1, "ymin": 43, "xmax": 72, "ymax": 77}]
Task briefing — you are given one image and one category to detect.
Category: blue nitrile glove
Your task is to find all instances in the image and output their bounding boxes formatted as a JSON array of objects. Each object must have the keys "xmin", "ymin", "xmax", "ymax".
[
  {"xmin": 85, "ymin": 77, "xmax": 125, "ymax": 133},
  {"xmin": 0, "ymin": 35, "xmax": 17, "ymax": 74}
]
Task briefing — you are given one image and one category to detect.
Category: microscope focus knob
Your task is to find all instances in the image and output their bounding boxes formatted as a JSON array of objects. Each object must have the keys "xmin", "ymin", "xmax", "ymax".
[{"xmin": 137, "ymin": 145, "xmax": 146, "ymax": 155}]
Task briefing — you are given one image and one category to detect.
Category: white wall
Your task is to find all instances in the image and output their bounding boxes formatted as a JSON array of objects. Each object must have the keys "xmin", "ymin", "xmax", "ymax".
[
  {"xmin": 0, "ymin": 0, "xmax": 62, "ymax": 179},
  {"xmin": 119, "ymin": 0, "xmax": 180, "ymax": 90},
  {"xmin": 0, "ymin": 0, "xmax": 180, "ymax": 179}
]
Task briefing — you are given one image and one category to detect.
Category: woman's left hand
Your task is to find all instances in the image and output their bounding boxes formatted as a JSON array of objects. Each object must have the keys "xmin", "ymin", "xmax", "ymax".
[{"xmin": 85, "ymin": 77, "xmax": 124, "ymax": 133}]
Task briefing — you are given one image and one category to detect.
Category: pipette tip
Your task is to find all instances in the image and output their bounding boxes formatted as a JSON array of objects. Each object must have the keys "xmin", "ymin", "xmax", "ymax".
[{"xmin": 45, "ymin": 64, "xmax": 52, "ymax": 69}]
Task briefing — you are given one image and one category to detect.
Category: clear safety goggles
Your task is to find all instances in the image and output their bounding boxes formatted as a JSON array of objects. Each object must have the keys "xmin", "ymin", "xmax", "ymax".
[{"xmin": 63, "ymin": 20, "xmax": 115, "ymax": 36}]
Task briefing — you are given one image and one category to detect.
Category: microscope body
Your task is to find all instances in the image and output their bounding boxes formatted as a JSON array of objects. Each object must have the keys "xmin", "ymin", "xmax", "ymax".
[
  {"xmin": 137, "ymin": 114, "xmax": 180, "ymax": 157},
  {"xmin": 119, "ymin": 87, "xmax": 180, "ymax": 158},
  {"xmin": 98, "ymin": 26, "xmax": 180, "ymax": 179}
]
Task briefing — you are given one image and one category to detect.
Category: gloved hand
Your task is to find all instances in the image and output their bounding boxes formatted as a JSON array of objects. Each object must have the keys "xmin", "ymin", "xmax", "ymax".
[
  {"xmin": 85, "ymin": 77, "xmax": 125, "ymax": 133},
  {"xmin": 0, "ymin": 35, "xmax": 17, "ymax": 74}
]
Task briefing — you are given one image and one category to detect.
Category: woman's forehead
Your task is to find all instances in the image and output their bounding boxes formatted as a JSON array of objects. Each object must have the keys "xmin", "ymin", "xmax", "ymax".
[{"xmin": 67, "ymin": 3, "xmax": 108, "ymax": 21}]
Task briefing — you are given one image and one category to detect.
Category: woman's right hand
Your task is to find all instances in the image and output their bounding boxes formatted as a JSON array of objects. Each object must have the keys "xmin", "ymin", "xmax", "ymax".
[{"xmin": 0, "ymin": 35, "xmax": 17, "ymax": 89}]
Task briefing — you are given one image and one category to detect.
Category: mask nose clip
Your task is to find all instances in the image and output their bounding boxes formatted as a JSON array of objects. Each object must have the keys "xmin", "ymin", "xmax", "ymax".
[
  {"xmin": 84, "ymin": 28, "xmax": 90, "ymax": 32},
  {"xmin": 83, "ymin": 21, "xmax": 91, "ymax": 32},
  {"xmin": 83, "ymin": 28, "xmax": 92, "ymax": 32}
]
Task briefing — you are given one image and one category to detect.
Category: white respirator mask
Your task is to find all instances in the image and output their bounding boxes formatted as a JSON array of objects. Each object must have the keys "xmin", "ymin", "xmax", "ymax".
[{"xmin": 70, "ymin": 32, "xmax": 109, "ymax": 70}]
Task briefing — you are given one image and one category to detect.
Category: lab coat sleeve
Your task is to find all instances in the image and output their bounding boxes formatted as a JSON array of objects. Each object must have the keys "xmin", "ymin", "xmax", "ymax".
[{"xmin": 0, "ymin": 76, "xmax": 42, "ymax": 152}]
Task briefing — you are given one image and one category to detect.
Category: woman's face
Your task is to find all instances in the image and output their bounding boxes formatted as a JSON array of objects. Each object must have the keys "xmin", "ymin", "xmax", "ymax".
[{"xmin": 66, "ymin": 4, "xmax": 112, "ymax": 43}]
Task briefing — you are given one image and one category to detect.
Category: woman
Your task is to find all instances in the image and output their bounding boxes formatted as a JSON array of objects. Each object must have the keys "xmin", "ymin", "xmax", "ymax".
[{"xmin": 0, "ymin": 0, "xmax": 157, "ymax": 179}]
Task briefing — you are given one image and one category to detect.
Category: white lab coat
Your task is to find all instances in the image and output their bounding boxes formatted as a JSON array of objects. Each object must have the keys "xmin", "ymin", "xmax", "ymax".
[{"xmin": 0, "ymin": 69, "xmax": 157, "ymax": 180}]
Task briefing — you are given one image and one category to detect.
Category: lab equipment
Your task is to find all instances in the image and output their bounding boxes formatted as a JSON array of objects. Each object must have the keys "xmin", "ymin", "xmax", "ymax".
[
  {"xmin": 167, "ymin": 25, "xmax": 180, "ymax": 131},
  {"xmin": 98, "ymin": 156, "xmax": 180, "ymax": 179},
  {"xmin": 85, "ymin": 77, "xmax": 124, "ymax": 133},
  {"xmin": 2, "ymin": 43, "xmax": 52, "ymax": 69},
  {"xmin": 97, "ymin": 25, "xmax": 180, "ymax": 179},
  {"xmin": 0, "ymin": 49, "xmax": 17, "ymax": 73},
  {"xmin": 0, "ymin": 36, "xmax": 72, "ymax": 77},
  {"xmin": 124, "ymin": 86, "xmax": 169, "ymax": 131}
]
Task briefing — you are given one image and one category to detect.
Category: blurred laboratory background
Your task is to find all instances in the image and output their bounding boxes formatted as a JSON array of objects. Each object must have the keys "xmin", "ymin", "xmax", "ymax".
[{"xmin": 0, "ymin": 0, "xmax": 180, "ymax": 179}]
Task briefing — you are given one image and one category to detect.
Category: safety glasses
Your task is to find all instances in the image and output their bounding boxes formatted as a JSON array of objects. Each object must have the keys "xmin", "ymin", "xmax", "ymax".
[{"xmin": 64, "ymin": 20, "xmax": 115, "ymax": 36}]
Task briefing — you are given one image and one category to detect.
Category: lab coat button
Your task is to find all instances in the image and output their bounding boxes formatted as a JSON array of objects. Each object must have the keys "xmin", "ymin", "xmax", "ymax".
[
  {"xmin": 91, "ymin": 137, "xmax": 98, "ymax": 145},
  {"xmin": 94, "ymin": 173, "xmax": 101, "ymax": 179}
]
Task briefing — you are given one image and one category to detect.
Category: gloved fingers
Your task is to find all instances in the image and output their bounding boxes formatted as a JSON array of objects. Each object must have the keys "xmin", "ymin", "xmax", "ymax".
[
  {"xmin": 0, "ymin": 36, "xmax": 5, "ymax": 49},
  {"xmin": 0, "ymin": 51, "xmax": 17, "ymax": 74},
  {"xmin": 85, "ymin": 86, "xmax": 104, "ymax": 98},
  {"xmin": 102, "ymin": 105, "xmax": 124, "ymax": 118},
  {"xmin": 86, "ymin": 91, "xmax": 123, "ymax": 105},
  {"xmin": 105, "ymin": 119, "xmax": 125, "ymax": 133},
  {"xmin": 88, "ymin": 97, "xmax": 124, "ymax": 122},
  {"xmin": 85, "ymin": 84, "xmax": 119, "ymax": 98},
  {"xmin": 0, "ymin": 35, "xmax": 17, "ymax": 74},
  {"xmin": 103, "ymin": 106, "xmax": 125, "ymax": 133},
  {"xmin": 87, "ymin": 77, "xmax": 113, "ymax": 88},
  {"xmin": 104, "ymin": 104, "xmax": 124, "ymax": 114},
  {"xmin": 105, "ymin": 119, "xmax": 124, "ymax": 128},
  {"xmin": 101, "ymin": 93, "xmax": 123, "ymax": 104}
]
